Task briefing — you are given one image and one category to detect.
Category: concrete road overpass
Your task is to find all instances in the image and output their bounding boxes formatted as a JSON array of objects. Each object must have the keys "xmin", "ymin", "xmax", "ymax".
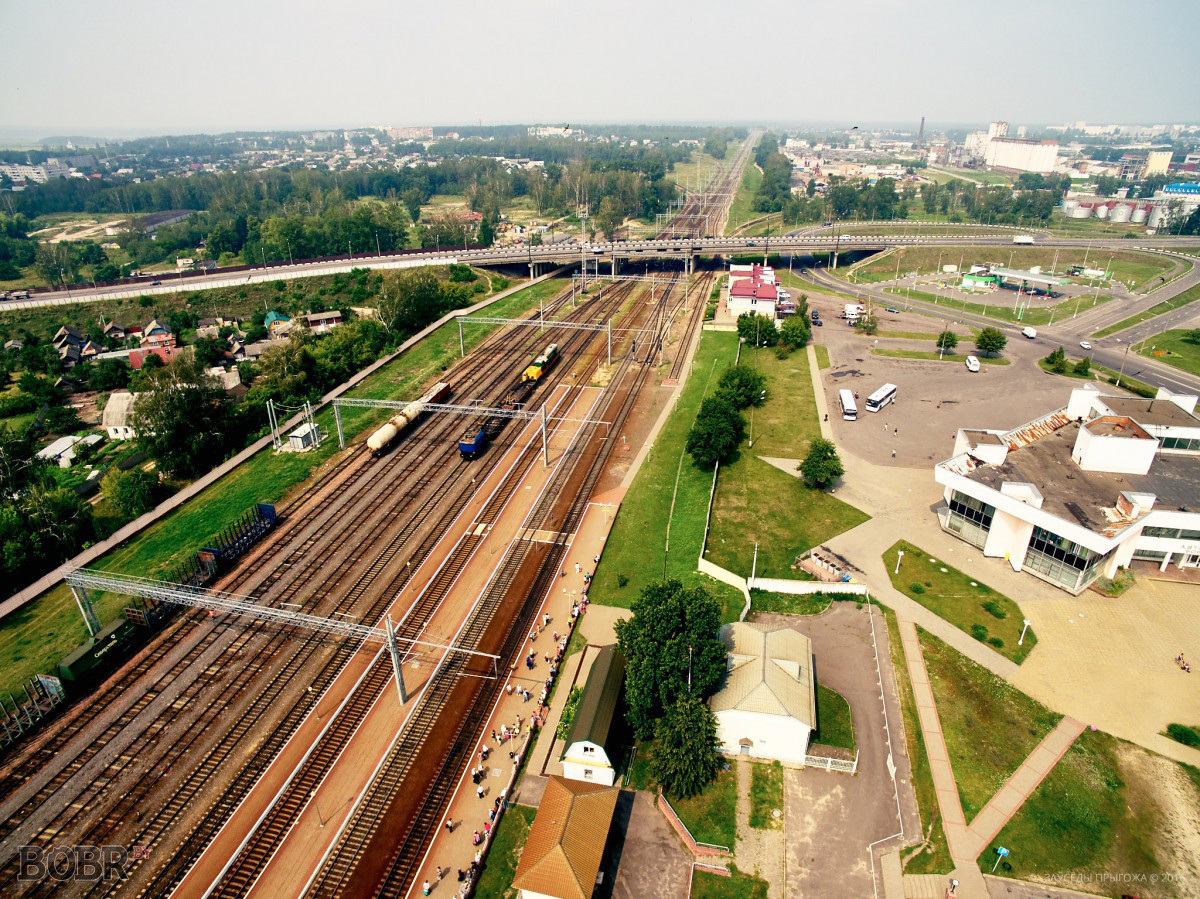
[{"xmin": 3, "ymin": 234, "xmax": 1197, "ymax": 311}]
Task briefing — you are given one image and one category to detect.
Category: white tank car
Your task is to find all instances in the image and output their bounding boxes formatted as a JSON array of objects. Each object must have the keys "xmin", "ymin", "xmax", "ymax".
[{"xmin": 366, "ymin": 382, "xmax": 451, "ymax": 454}]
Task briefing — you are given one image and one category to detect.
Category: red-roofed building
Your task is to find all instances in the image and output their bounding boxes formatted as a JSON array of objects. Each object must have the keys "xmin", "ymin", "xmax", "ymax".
[
  {"xmin": 130, "ymin": 345, "xmax": 182, "ymax": 369},
  {"xmin": 727, "ymin": 264, "xmax": 782, "ymax": 320}
]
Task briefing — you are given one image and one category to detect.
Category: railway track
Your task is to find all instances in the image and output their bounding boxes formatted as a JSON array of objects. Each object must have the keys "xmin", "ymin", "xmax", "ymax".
[
  {"xmin": 304, "ymin": 278, "xmax": 675, "ymax": 897},
  {"xmin": 0, "ymin": 280, "xmax": 638, "ymax": 896}
]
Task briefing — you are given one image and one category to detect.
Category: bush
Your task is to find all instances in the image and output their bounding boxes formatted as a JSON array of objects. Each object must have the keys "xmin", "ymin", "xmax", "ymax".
[
  {"xmin": 982, "ymin": 599, "xmax": 1007, "ymax": 619},
  {"xmin": 491, "ymin": 277, "xmax": 510, "ymax": 291},
  {"xmin": 910, "ymin": 584, "xmax": 926, "ymax": 594},
  {"xmin": 556, "ymin": 686, "xmax": 583, "ymax": 739},
  {"xmin": 1166, "ymin": 723, "xmax": 1200, "ymax": 747},
  {"xmin": 617, "ymin": 574, "xmax": 629, "ymax": 588},
  {"xmin": 987, "ymin": 637, "xmax": 1005, "ymax": 648},
  {"xmin": 970, "ymin": 624, "xmax": 989, "ymax": 642},
  {"xmin": 448, "ymin": 263, "xmax": 477, "ymax": 283},
  {"xmin": 1073, "ymin": 356, "xmax": 1092, "ymax": 376},
  {"xmin": 799, "ymin": 437, "xmax": 844, "ymax": 489}
]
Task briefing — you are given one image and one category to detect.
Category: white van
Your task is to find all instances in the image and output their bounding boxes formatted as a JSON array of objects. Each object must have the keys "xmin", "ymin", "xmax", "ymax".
[
  {"xmin": 1022, "ymin": 327, "xmax": 1037, "ymax": 339},
  {"xmin": 965, "ymin": 355, "xmax": 981, "ymax": 372}
]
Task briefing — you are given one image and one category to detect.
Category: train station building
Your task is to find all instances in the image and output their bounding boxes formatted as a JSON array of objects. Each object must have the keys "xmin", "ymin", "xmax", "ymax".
[{"xmin": 934, "ymin": 386, "xmax": 1200, "ymax": 593}]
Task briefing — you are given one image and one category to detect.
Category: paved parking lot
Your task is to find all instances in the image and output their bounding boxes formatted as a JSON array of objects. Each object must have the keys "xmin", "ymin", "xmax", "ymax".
[{"xmin": 806, "ymin": 294, "xmax": 1076, "ymax": 468}]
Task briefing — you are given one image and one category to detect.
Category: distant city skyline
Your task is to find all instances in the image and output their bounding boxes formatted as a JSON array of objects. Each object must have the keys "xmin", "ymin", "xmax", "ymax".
[{"xmin": 3, "ymin": 0, "xmax": 1199, "ymax": 137}]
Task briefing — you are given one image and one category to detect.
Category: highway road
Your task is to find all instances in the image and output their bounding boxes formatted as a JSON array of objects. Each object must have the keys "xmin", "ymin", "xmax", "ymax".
[{"xmin": 4, "ymin": 232, "xmax": 1198, "ymax": 310}]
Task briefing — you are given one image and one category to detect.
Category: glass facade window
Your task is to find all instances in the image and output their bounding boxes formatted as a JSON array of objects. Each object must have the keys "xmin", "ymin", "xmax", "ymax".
[
  {"xmin": 945, "ymin": 491, "xmax": 995, "ymax": 548},
  {"xmin": 1132, "ymin": 549, "xmax": 1167, "ymax": 561},
  {"xmin": 1143, "ymin": 526, "xmax": 1181, "ymax": 539},
  {"xmin": 1160, "ymin": 436, "xmax": 1200, "ymax": 451},
  {"xmin": 1023, "ymin": 525, "xmax": 1111, "ymax": 591},
  {"xmin": 1181, "ymin": 530, "xmax": 1200, "ymax": 541}
]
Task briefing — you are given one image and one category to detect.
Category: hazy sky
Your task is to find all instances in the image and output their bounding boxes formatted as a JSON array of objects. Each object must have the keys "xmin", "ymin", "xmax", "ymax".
[{"xmin": 3, "ymin": 0, "xmax": 1198, "ymax": 138}]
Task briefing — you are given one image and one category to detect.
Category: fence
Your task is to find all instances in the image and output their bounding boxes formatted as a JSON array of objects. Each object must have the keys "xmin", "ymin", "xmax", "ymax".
[{"xmin": 803, "ymin": 750, "xmax": 859, "ymax": 774}]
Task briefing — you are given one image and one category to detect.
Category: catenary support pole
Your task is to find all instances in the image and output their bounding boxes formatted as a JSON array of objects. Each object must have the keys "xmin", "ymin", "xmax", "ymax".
[
  {"xmin": 541, "ymin": 404, "xmax": 548, "ymax": 467},
  {"xmin": 334, "ymin": 402, "xmax": 345, "ymax": 449},
  {"xmin": 458, "ymin": 318, "xmax": 465, "ymax": 358},
  {"xmin": 386, "ymin": 617, "xmax": 408, "ymax": 704},
  {"xmin": 69, "ymin": 584, "xmax": 100, "ymax": 636},
  {"xmin": 607, "ymin": 320, "xmax": 612, "ymax": 366}
]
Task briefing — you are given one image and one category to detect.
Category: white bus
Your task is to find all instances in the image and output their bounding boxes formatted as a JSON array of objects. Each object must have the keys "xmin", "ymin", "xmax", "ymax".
[
  {"xmin": 838, "ymin": 389, "xmax": 858, "ymax": 421},
  {"xmin": 865, "ymin": 383, "xmax": 897, "ymax": 413}
]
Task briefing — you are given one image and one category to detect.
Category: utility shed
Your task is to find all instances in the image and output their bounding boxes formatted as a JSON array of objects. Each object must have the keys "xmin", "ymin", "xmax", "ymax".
[
  {"xmin": 709, "ymin": 621, "xmax": 817, "ymax": 765},
  {"xmin": 512, "ymin": 775, "xmax": 619, "ymax": 899},
  {"xmin": 561, "ymin": 646, "xmax": 625, "ymax": 786}
]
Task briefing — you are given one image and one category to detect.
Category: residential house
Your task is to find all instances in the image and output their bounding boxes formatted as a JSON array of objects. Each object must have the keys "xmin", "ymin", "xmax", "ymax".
[
  {"xmin": 303, "ymin": 310, "xmax": 343, "ymax": 335},
  {"xmin": 141, "ymin": 320, "xmax": 176, "ymax": 348},
  {"xmin": 709, "ymin": 621, "xmax": 817, "ymax": 765},
  {"xmin": 130, "ymin": 346, "xmax": 181, "ymax": 369},
  {"xmin": 102, "ymin": 390, "xmax": 139, "ymax": 439},
  {"xmin": 102, "ymin": 321, "xmax": 127, "ymax": 342},
  {"xmin": 264, "ymin": 311, "xmax": 292, "ymax": 339},
  {"xmin": 53, "ymin": 326, "xmax": 84, "ymax": 349}
]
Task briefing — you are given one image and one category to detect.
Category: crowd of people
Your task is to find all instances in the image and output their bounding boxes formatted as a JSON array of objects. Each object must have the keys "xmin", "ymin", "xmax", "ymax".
[{"xmin": 420, "ymin": 560, "xmax": 593, "ymax": 898}]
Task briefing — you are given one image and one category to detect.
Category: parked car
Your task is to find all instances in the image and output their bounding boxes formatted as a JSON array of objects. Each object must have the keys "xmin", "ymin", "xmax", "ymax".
[
  {"xmin": 1022, "ymin": 327, "xmax": 1037, "ymax": 339},
  {"xmin": 965, "ymin": 355, "xmax": 981, "ymax": 372},
  {"xmin": 1080, "ymin": 341, "xmax": 1092, "ymax": 350}
]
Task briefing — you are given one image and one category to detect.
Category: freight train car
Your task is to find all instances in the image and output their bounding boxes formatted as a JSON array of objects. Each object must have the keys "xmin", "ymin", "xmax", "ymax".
[
  {"xmin": 521, "ymin": 344, "xmax": 559, "ymax": 384},
  {"xmin": 56, "ymin": 618, "xmax": 142, "ymax": 686},
  {"xmin": 366, "ymin": 381, "xmax": 452, "ymax": 454}
]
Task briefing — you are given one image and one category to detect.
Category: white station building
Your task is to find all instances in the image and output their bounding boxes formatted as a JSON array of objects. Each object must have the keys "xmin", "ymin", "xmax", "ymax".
[{"xmin": 935, "ymin": 386, "xmax": 1200, "ymax": 593}]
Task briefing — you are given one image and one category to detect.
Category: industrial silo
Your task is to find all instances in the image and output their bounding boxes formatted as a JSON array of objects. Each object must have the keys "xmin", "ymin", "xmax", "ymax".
[
  {"xmin": 1069, "ymin": 203, "xmax": 1093, "ymax": 219},
  {"xmin": 1094, "ymin": 203, "xmax": 1110, "ymax": 220},
  {"xmin": 1130, "ymin": 205, "xmax": 1148, "ymax": 224},
  {"xmin": 1149, "ymin": 205, "xmax": 1170, "ymax": 228},
  {"xmin": 1109, "ymin": 203, "xmax": 1132, "ymax": 223}
]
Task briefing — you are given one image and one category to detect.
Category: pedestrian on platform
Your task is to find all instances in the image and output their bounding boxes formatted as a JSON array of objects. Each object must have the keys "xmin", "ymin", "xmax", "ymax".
[
  {"xmin": 436, "ymin": 866, "xmax": 446, "ymax": 880},
  {"xmin": 422, "ymin": 880, "xmax": 430, "ymax": 896},
  {"xmin": 472, "ymin": 830, "xmax": 481, "ymax": 846},
  {"xmin": 444, "ymin": 816, "xmax": 454, "ymax": 833},
  {"xmin": 457, "ymin": 869, "xmax": 466, "ymax": 882},
  {"xmin": 484, "ymin": 821, "xmax": 492, "ymax": 837},
  {"xmin": 575, "ymin": 562, "xmax": 581, "ymax": 573},
  {"xmin": 477, "ymin": 783, "xmax": 485, "ymax": 799},
  {"xmin": 543, "ymin": 613, "xmax": 550, "ymax": 627}
]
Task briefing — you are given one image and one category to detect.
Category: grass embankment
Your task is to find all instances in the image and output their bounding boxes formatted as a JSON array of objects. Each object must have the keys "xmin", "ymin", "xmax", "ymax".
[
  {"xmin": 1036, "ymin": 357, "xmax": 1157, "ymax": 399},
  {"xmin": 749, "ymin": 761, "xmax": 784, "ymax": 829},
  {"xmin": 858, "ymin": 246, "xmax": 1171, "ymax": 293},
  {"xmin": 814, "ymin": 684, "xmax": 855, "ymax": 751},
  {"xmin": 725, "ymin": 164, "xmax": 763, "ymax": 237},
  {"xmin": 749, "ymin": 589, "xmax": 863, "ymax": 616},
  {"xmin": 1093, "ymin": 282, "xmax": 1200, "ymax": 338},
  {"xmin": 883, "ymin": 610, "xmax": 952, "ymax": 874},
  {"xmin": 627, "ymin": 743, "xmax": 738, "ymax": 848},
  {"xmin": 591, "ymin": 330, "xmax": 745, "ymax": 622},
  {"xmin": 473, "ymin": 803, "xmax": 536, "ymax": 897},
  {"xmin": 871, "ymin": 348, "xmax": 1010, "ymax": 365},
  {"xmin": 814, "ymin": 345, "xmax": 831, "ymax": 369},
  {"xmin": 668, "ymin": 149, "xmax": 725, "ymax": 191},
  {"xmin": 704, "ymin": 346, "xmax": 868, "ymax": 579},
  {"xmin": 778, "ymin": 269, "xmax": 860, "ymax": 304},
  {"xmin": 884, "ymin": 541, "xmax": 1034, "ymax": 664},
  {"xmin": 691, "ymin": 866, "xmax": 770, "ymax": 899},
  {"xmin": 920, "ymin": 630, "xmax": 1061, "ymax": 820},
  {"xmin": 885, "ymin": 286, "xmax": 1112, "ymax": 327},
  {"xmin": 925, "ymin": 166, "xmax": 1014, "ymax": 186},
  {"xmin": 0, "ymin": 278, "xmax": 563, "ymax": 697}
]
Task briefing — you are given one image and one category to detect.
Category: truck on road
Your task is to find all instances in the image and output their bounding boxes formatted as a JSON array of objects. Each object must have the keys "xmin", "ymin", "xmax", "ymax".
[{"xmin": 1012, "ymin": 234, "xmax": 1035, "ymax": 245}]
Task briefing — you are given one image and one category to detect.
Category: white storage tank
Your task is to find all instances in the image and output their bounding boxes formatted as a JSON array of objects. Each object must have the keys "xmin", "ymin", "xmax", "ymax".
[
  {"xmin": 1149, "ymin": 205, "xmax": 1170, "ymax": 228},
  {"xmin": 1130, "ymin": 205, "xmax": 1148, "ymax": 224},
  {"xmin": 1062, "ymin": 199, "xmax": 1079, "ymax": 213},
  {"xmin": 1094, "ymin": 203, "xmax": 1110, "ymax": 220},
  {"xmin": 1109, "ymin": 203, "xmax": 1132, "ymax": 223},
  {"xmin": 1069, "ymin": 203, "xmax": 1093, "ymax": 219}
]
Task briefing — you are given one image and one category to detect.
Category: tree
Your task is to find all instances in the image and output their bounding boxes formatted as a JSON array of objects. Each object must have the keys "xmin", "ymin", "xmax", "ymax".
[
  {"xmin": 376, "ymin": 268, "xmax": 448, "ymax": 335},
  {"xmin": 716, "ymin": 365, "xmax": 767, "ymax": 409},
  {"xmin": 779, "ymin": 315, "xmax": 811, "ymax": 351},
  {"xmin": 614, "ymin": 579, "xmax": 727, "ymax": 740},
  {"xmin": 85, "ymin": 358, "xmax": 131, "ymax": 391},
  {"xmin": 974, "ymin": 327, "xmax": 1007, "ymax": 357},
  {"xmin": 1183, "ymin": 329, "xmax": 1200, "ymax": 346},
  {"xmin": 1043, "ymin": 346, "xmax": 1068, "ymax": 374},
  {"xmin": 855, "ymin": 314, "xmax": 878, "ymax": 335},
  {"xmin": 799, "ymin": 437, "xmax": 844, "ymax": 489},
  {"xmin": 100, "ymin": 467, "xmax": 158, "ymax": 518},
  {"xmin": 936, "ymin": 330, "xmax": 958, "ymax": 352},
  {"xmin": 685, "ymin": 396, "xmax": 745, "ymax": 469},
  {"xmin": 651, "ymin": 693, "xmax": 721, "ymax": 799},
  {"xmin": 130, "ymin": 357, "xmax": 236, "ymax": 478},
  {"xmin": 1073, "ymin": 356, "xmax": 1092, "ymax": 376},
  {"xmin": 736, "ymin": 313, "xmax": 778, "ymax": 348}
]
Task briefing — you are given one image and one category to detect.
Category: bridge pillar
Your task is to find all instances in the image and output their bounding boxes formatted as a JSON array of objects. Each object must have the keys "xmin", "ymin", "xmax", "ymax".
[{"xmin": 611, "ymin": 254, "xmax": 619, "ymax": 277}]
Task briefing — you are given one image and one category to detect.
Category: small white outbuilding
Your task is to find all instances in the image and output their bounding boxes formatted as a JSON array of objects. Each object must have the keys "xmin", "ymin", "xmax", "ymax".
[{"xmin": 709, "ymin": 621, "xmax": 816, "ymax": 765}]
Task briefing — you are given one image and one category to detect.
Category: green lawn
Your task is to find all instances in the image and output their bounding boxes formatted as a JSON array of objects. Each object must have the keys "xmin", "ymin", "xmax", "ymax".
[
  {"xmin": 1036, "ymin": 357, "xmax": 1158, "ymax": 399},
  {"xmin": 858, "ymin": 246, "xmax": 1171, "ymax": 293},
  {"xmin": 590, "ymin": 330, "xmax": 746, "ymax": 623},
  {"xmin": 778, "ymin": 269, "xmax": 861, "ymax": 304},
  {"xmin": 750, "ymin": 589, "xmax": 837, "ymax": 616},
  {"xmin": 0, "ymin": 278, "xmax": 563, "ymax": 698},
  {"xmin": 704, "ymin": 346, "xmax": 869, "ymax": 579},
  {"xmin": 473, "ymin": 803, "xmax": 536, "ymax": 898},
  {"xmin": 1136, "ymin": 329, "xmax": 1200, "ymax": 377},
  {"xmin": 871, "ymin": 348, "xmax": 1010, "ymax": 365},
  {"xmin": 668, "ymin": 150, "xmax": 724, "ymax": 191},
  {"xmin": 813, "ymin": 684, "xmax": 855, "ymax": 752},
  {"xmin": 725, "ymin": 165, "xmax": 763, "ymax": 237},
  {"xmin": 691, "ymin": 866, "xmax": 769, "ymax": 899},
  {"xmin": 749, "ymin": 760, "xmax": 784, "ymax": 829},
  {"xmin": 883, "ymin": 610, "xmax": 952, "ymax": 875},
  {"xmin": 814, "ymin": 345, "xmax": 831, "ymax": 369},
  {"xmin": 919, "ymin": 630, "xmax": 1061, "ymax": 821},
  {"xmin": 885, "ymin": 286, "xmax": 1112, "ymax": 327},
  {"xmin": 1093, "ymin": 281, "xmax": 1200, "ymax": 338},
  {"xmin": 669, "ymin": 764, "xmax": 738, "ymax": 849},
  {"xmin": 979, "ymin": 730, "xmax": 1167, "ymax": 884},
  {"xmin": 883, "ymin": 541, "xmax": 1035, "ymax": 664}
]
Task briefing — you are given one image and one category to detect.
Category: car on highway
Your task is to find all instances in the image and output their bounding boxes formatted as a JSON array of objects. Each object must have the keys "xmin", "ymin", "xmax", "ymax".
[
  {"xmin": 1080, "ymin": 341, "xmax": 1092, "ymax": 350},
  {"xmin": 965, "ymin": 355, "xmax": 981, "ymax": 372},
  {"xmin": 885, "ymin": 307, "xmax": 899, "ymax": 314},
  {"xmin": 151, "ymin": 280, "xmax": 162, "ymax": 286}
]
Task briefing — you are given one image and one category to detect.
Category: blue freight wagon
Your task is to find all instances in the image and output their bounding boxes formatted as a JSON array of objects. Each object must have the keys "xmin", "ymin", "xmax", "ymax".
[{"xmin": 459, "ymin": 427, "xmax": 488, "ymax": 460}]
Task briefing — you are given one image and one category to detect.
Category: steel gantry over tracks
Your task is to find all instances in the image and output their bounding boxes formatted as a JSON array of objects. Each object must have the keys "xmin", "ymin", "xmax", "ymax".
[
  {"xmin": 457, "ymin": 313, "xmax": 619, "ymax": 364},
  {"xmin": 63, "ymin": 568, "xmax": 499, "ymax": 702},
  {"xmin": 330, "ymin": 396, "xmax": 609, "ymax": 464}
]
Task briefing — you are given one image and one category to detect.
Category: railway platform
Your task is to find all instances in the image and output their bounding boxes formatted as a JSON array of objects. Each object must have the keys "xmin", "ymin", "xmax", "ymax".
[{"xmin": 404, "ymin": 493, "xmax": 625, "ymax": 897}]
